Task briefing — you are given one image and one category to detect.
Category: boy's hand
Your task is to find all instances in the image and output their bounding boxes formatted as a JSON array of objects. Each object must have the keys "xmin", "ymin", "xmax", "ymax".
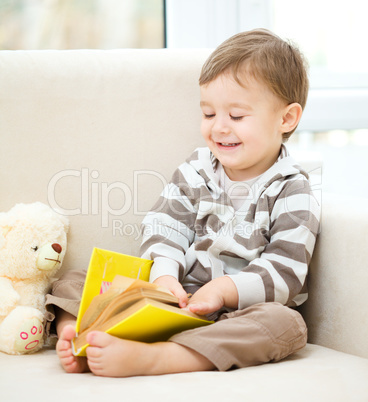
[
  {"xmin": 153, "ymin": 275, "xmax": 189, "ymax": 308},
  {"xmin": 186, "ymin": 276, "xmax": 239, "ymax": 316}
]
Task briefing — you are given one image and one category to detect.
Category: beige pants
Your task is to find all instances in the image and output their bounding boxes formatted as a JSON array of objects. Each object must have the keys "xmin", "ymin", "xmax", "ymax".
[{"xmin": 45, "ymin": 270, "xmax": 307, "ymax": 371}]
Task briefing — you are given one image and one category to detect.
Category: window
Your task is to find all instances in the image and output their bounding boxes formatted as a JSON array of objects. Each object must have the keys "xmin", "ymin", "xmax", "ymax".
[
  {"xmin": 271, "ymin": 0, "xmax": 368, "ymax": 132},
  {"xmin": 273, "ymin": 0, "xmax": 368, "ymax": 89},
  {"xmin": 0, "ymin": 0, "xmax": 164, "ymax": 49},
  {"xmin": 165, "ymin": 0, "xmax": 368, "ymax": 131}
]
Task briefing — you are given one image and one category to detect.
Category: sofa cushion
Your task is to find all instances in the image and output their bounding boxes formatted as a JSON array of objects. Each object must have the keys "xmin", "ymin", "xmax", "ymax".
[{"xmin": 1, "ymin": 343, "xmax": 367, "ymax": 401}]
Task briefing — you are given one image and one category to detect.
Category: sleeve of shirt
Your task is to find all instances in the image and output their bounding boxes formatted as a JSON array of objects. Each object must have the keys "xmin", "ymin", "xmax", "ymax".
[{"xmin": 139, "ymin": 164, "xmax": 198, "ymax": 283}]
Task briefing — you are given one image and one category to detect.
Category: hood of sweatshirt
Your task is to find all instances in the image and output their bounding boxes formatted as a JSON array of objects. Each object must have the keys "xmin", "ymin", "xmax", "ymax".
[{"xmin": 186, "ymin": 144, "xmax": 308, "ymax": 196}]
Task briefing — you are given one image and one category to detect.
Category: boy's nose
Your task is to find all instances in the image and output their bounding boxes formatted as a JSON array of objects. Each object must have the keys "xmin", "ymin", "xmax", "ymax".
[{"xmin": 212, "ymin": 117, "xmax": 231, "ymax": 135}]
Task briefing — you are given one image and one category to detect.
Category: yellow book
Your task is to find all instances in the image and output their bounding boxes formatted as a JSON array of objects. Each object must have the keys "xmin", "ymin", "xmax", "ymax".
[
  {"xmin": 72, "ymin": 249, "xmax": 213, "ymax": 356},
  {"xmin": 73, "ymin": 248, "xmax": 152, "ymax": 344}
]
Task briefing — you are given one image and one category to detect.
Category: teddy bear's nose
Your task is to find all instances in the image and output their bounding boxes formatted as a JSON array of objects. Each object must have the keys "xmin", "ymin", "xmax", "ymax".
[{"xmin": 52, "ymin": 243, "xmax": 62, "ymax": 254}]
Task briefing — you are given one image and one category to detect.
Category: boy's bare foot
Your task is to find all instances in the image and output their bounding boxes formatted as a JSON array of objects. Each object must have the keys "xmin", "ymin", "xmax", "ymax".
[
  {"xmin": 56, "ymin": 324, "xmax": 89, "ymax": 373},
  {"xmin": 85, "ymin": 331, "xmax": 215, "ymax": 377}
]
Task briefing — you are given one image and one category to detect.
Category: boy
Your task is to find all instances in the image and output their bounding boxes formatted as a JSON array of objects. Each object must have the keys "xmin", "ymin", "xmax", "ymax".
[{"xmin": 51, "ymin": 29, "xmax": 320, "ymax": 377}]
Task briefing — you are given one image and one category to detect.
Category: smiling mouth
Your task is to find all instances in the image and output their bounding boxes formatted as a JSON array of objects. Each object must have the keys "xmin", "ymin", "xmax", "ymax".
[{"xmin": 217, "ymin": 142, "xmax": 241, "ymax": 147}]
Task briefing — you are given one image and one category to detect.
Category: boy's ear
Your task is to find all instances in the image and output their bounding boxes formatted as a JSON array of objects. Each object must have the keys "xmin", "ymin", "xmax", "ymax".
[{"xmin": 280, "ymin": 103, "xmax": 303, "ymax": 133}]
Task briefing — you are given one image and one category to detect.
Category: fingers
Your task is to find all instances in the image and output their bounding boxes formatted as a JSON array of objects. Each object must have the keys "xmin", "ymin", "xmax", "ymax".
[
  {"xmin": 153, "ymin": 275, "xmax": 189, "ymax": 307},
  {"xmin": 175, "ymin": 286, "xmax": 189, "ymax": 308},
  {"xmin": 187, "ymin": 302, "xmax": 212, "ymax": 316},
  {"xmin": 166, "ymin": 278, "xmax": 189, "ymax": 307}
]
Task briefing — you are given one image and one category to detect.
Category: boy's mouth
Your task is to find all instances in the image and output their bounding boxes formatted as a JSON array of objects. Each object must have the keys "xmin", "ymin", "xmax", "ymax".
[{"xmin": 217, "ymin": 142, "xmax": 241, "ymax": 148}]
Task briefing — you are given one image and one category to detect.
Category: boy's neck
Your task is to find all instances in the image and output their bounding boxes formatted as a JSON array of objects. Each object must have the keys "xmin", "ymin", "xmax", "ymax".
[{"xmin": 222, "ymin": 145, "xmax": 282, "ymax": 182}]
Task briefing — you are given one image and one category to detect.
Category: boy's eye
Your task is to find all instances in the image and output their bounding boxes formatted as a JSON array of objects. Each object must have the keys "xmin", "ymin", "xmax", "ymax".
[
  {"xmin": 203, "ymin": 113, "xmax": 215, "ymax": 119},
  {"xmin": 230, "ymin": 115, "xmax": 244, "ymax": 121}
]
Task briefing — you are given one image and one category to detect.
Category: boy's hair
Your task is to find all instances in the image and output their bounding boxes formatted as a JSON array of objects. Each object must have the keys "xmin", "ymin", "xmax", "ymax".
[{"xmin": 199, "ymin": 29, "xmax": 309, "ymax": 140}]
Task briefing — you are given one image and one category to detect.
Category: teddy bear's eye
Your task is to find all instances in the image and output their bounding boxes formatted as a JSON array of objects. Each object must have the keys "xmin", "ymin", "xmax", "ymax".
[{"xmin": 31, "ymin": 246, "xmax": 38, "ymax": 252}]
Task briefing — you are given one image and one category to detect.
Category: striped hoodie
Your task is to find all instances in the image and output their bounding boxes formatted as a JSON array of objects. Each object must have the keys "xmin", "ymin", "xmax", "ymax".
[{"xmin": 140, "ymin": 145, "xmax": 320, "ymax": 309}]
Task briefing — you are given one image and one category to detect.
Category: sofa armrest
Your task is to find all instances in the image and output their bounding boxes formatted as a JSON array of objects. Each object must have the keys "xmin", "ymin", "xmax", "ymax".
[{"xmin": 300, "ymin": 193, "xmax": 368, "ymax": 359}]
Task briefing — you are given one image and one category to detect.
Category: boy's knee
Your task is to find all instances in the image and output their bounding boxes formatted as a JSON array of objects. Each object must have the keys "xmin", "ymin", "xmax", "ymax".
[
  {"xmin": 258, "ymin": 302, "xmax": 306, "ymax": 336},
  {"xmin": 250, "ymin": 302, "xmax": 307, "ymax": 357},
  {"xmin": 230, "ymin": 302, "xmax": 307, "ymax": 361}
]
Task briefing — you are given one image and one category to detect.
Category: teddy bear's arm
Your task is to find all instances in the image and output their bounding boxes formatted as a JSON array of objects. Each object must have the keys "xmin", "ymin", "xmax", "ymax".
[
  {"xmin": 0, "ymin": 277, "xmax": 20, "ymax": 316},
  {"xmin": 16, "ymin": 281, "xmax": 48, "ymax": 312}
]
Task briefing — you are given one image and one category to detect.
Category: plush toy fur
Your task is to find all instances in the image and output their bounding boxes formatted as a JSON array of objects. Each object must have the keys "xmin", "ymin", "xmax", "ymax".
[{"xmin": 0, "ymin": 202, "xmax": 69, "ymax": 354}]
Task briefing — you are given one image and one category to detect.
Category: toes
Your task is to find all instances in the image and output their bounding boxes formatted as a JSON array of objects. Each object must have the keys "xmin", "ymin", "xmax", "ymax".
[
  {"xmin": 85, "ymin": 332, "xmax": 115, "ymax": 376},
  {"xmin": 85, "ymin": 345, "xmax": 102, "ymax": 359},
  {"xmin": 85, "ymin": 346, "xmax": 105, "ymax": 376},
  {"xmin": 56, "ymin": 338, "xmax": 71, "ymax": 351},
  {"xmin": 86, "ymin": 331, "xmax": 114, "ymax": 348},
  {"xmin": 56, "ymin": 345, "xmax": 74, "ymax": 359},
  {"xmin": 60, "ymin": 325, "xmax": 77, "ymax": 341}
]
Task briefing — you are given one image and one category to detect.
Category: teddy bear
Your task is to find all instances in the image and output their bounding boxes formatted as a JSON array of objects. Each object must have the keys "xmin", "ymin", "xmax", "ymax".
[{"xmin": 0, "ymin": 202, "xmax": 69, "ymax": 354}]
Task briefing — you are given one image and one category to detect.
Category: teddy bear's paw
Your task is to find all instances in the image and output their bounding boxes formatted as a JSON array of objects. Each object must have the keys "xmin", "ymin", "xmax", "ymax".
[{"xmin": 13, "ymin": 316, "xmax": 44, "ymax": 354}]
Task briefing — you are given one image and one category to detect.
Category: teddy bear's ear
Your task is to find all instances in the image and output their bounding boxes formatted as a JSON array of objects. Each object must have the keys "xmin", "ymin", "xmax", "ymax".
[
  {"xmin": 0, "ymin": 226, "xmax": 11, "ymax": 250},
  {"xmin": 0, "ymin": 211, "xmax": 8, "ymax": 226},
  {"xmin": 56, "ymin": 212, "xmax": 70, "ymax": 234},
  {"xmin": 0, "ymin": 212, "xmax": 13, "ymax": 235},
  {"xmin": 61, "ymin": 215, "xmax": 69, "ymax": 234},
  {"xmin": 1, "ymin": 226, "xmax": 12, "ymax": 237},
  {"xmin": 0, "ymin": 211, "xmax": 12, "ymax": 249}
]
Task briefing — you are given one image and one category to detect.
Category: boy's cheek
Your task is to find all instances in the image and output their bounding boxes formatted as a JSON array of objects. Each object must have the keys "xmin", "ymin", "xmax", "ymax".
[{"xmin": 200, "ymin": 123, "xmax": 209, "ymax": 139}]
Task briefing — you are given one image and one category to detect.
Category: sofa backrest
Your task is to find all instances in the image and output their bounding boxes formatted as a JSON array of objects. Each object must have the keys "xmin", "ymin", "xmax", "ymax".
[{"xmin": 0, "ymin": 49, "xmax": 209, "ymax": 273}]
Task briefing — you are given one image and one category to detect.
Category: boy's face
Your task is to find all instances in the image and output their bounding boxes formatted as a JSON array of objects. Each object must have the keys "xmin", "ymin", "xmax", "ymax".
[{"xmin": 200, "ymin": 73, "xmax": 288, "ymax": 181}]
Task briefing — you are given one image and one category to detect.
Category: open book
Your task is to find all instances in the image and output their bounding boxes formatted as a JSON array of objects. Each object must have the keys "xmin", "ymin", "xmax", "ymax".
[{"xmin": 72, "ymin": 248, "xmax": 213, "ymax": 356}]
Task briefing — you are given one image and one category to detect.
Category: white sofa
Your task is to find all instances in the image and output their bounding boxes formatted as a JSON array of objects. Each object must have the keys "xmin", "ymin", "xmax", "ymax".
[{"xmin": 1, "ymin": 49, "xmax": 367, "ymax": 402}]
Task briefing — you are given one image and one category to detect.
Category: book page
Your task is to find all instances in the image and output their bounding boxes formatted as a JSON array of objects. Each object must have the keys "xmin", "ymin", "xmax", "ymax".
[{"xmin": 79, "ymin": 279, "xmax": 179, "ymax": 333}]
